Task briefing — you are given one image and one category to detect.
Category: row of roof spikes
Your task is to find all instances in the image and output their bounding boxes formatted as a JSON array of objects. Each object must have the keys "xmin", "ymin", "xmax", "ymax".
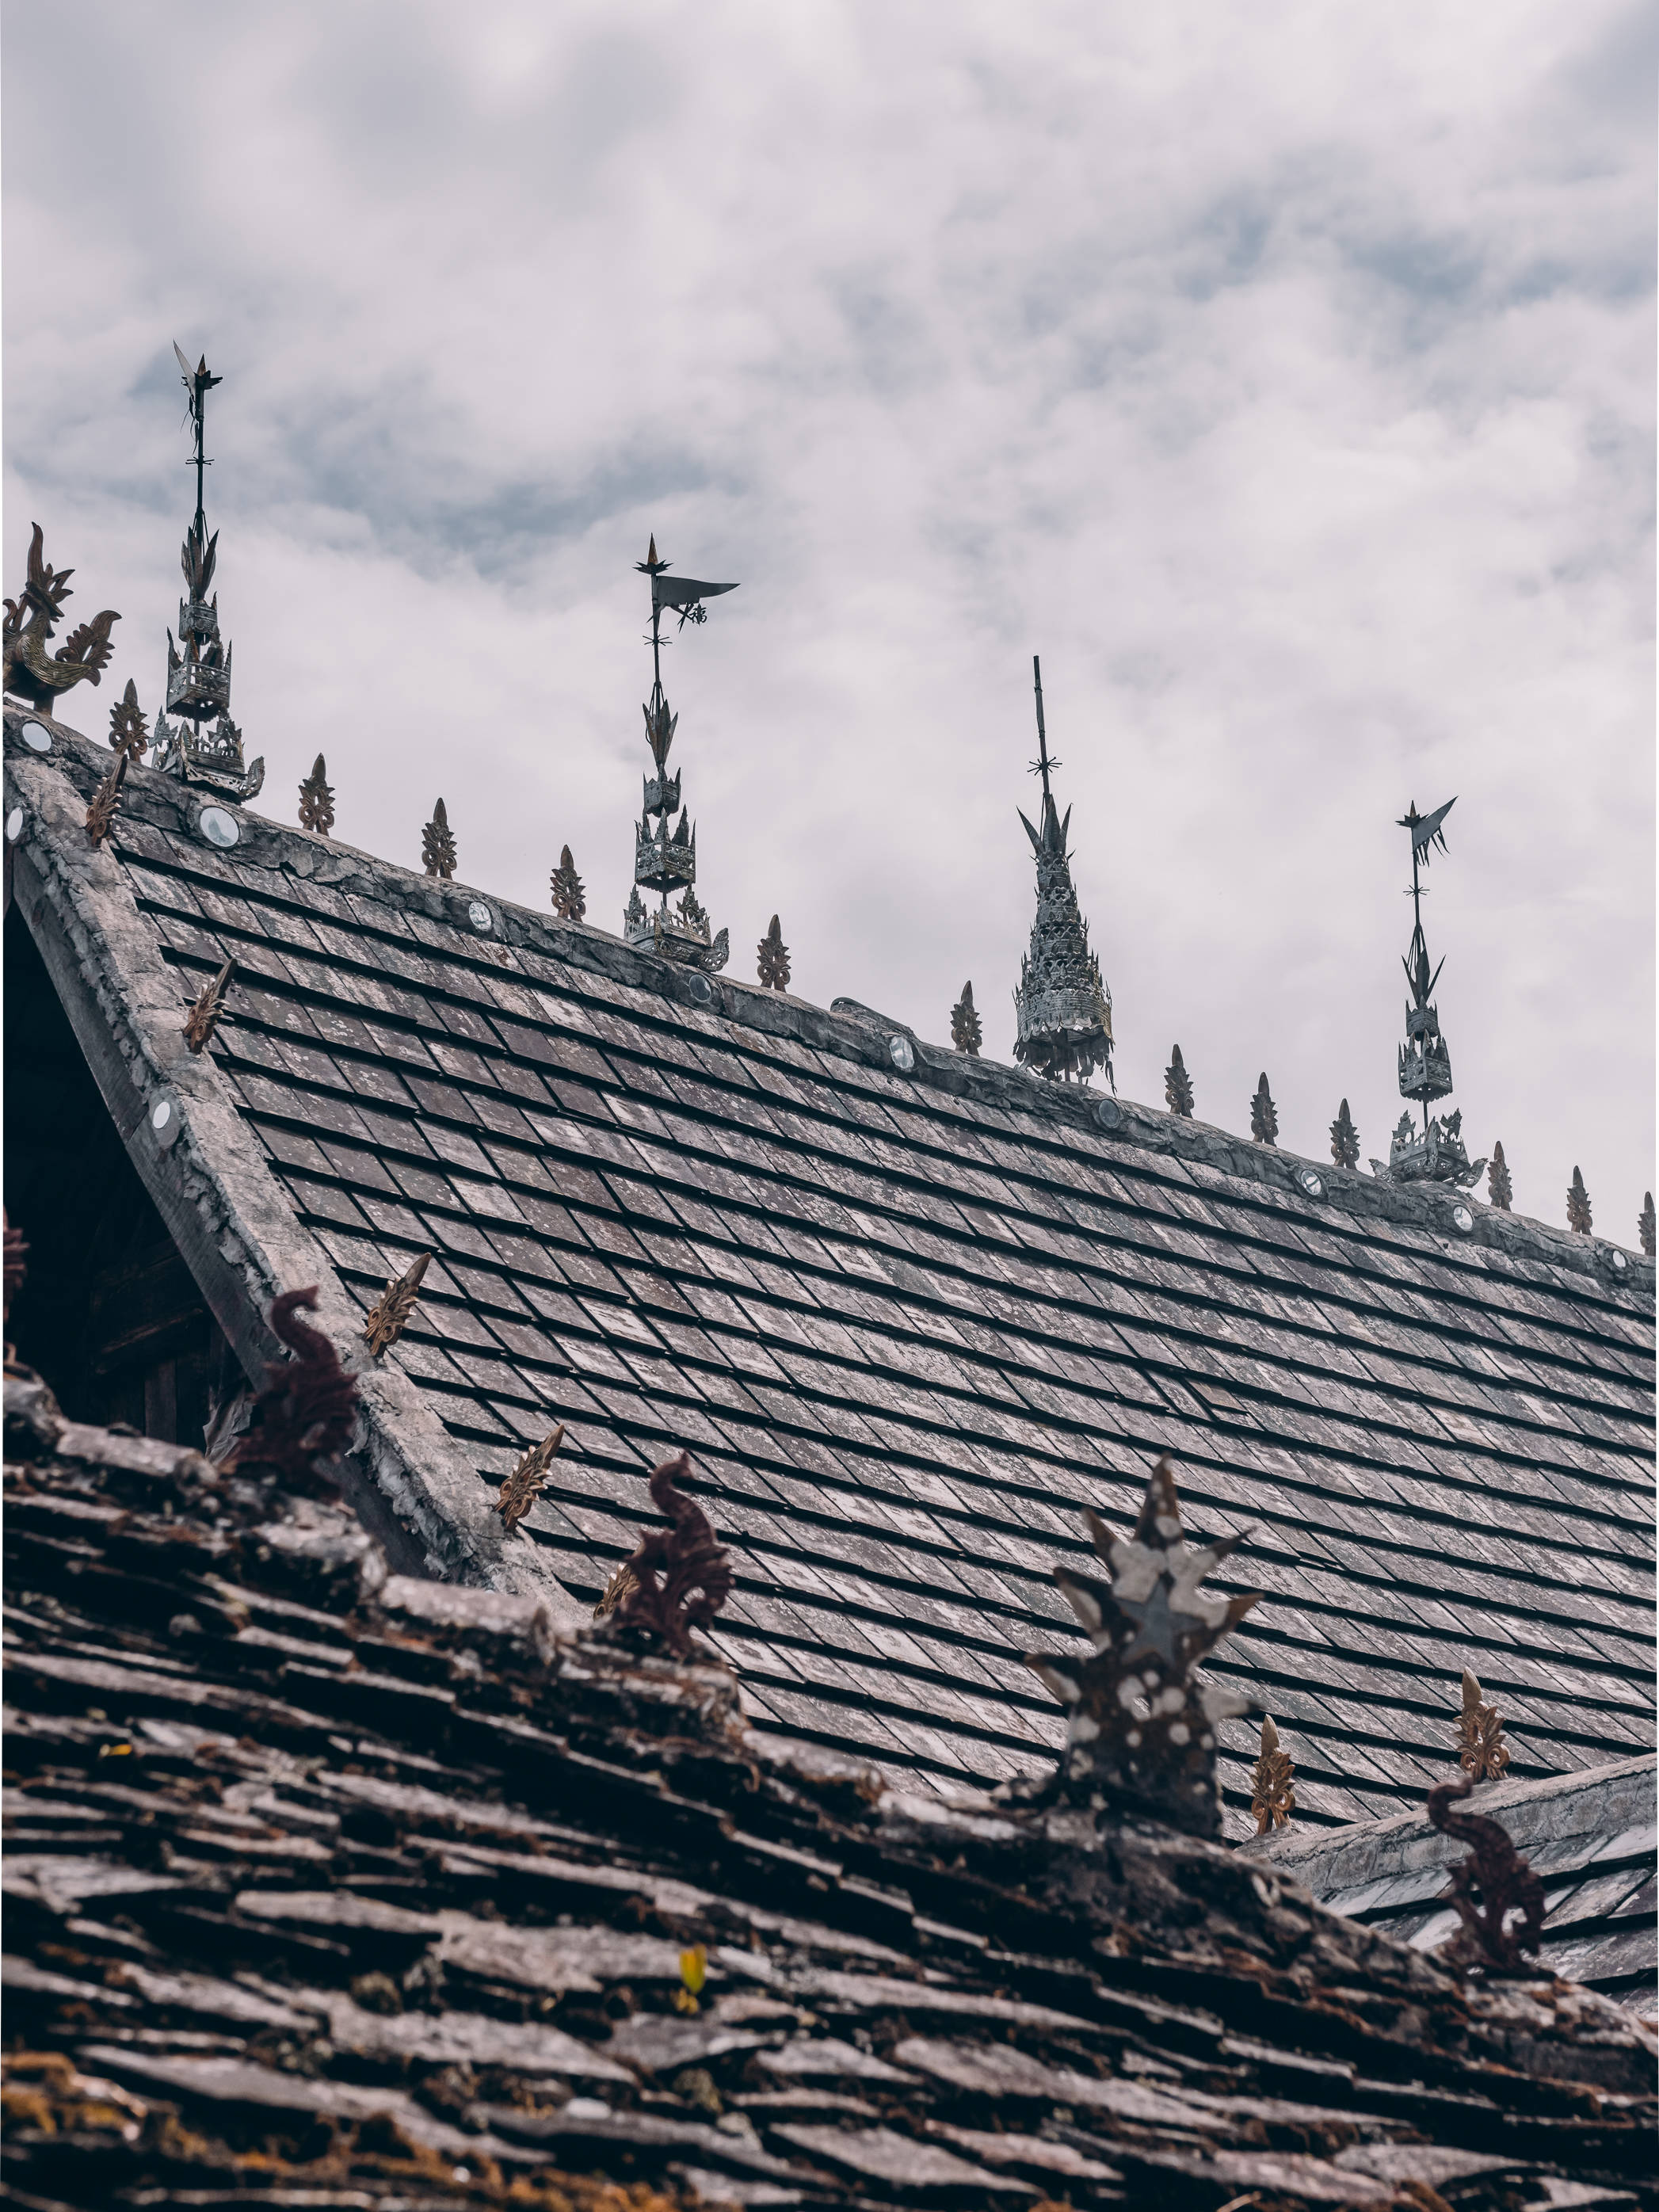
[
  {"xmin": 73, "ymin": 693, "xmax": 1659, "ymax": 1258},
  {"xmin": 7, "ymin": 345, "xmax": 1649, "ymax": 1244}
]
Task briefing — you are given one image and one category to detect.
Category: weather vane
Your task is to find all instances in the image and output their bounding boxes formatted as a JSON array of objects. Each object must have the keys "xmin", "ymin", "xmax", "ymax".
[
  {"xmin": 1011, "ymin": 655, "xmax": 1113, "ymax": 1086},
  {"xmin": 622, "ymin": 537, "xmax": 738, "ymax": 973},
  {"xmin": 151, "ymin": 342, "xmax": 264, "ymax": 803},
  {"xmin": 1370, "ymin": 796, "xmax": 1484, "ymax": 1188}
]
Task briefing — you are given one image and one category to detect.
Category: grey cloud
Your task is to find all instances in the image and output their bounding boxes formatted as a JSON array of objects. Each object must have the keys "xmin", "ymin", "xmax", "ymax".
[{"xmin": 4, "ymin": 1, "xmax": 1650, "ymax": 1234}]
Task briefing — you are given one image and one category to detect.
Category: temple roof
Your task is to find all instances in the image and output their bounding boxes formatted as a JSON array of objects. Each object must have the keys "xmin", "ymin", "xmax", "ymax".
[
  {"xmin": 5, "ymin": 707, "xmax": 1654, "ymax": 1843},
  {"xmin": 5, "ymin": 1368, "xmax": 1655, "ymax": 2210}
]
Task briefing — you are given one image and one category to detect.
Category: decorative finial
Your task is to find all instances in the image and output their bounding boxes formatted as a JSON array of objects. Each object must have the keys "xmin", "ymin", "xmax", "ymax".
[
  {"xmin": 1641, "ymin": 1192, "xmax": 1655, "ymax": 1257},
  {"xmin": 151, "ymin": 346, "xmax": 264, "ymax": 803},
  {"xmin": 1374, "ymin": 798, "xmax": 1484, "ymax": 1189},
  {"xmin": 951, "ymin": 982, "xmax": 982, "ymax": 1057},
  {"xmin": 1566, "ymin": 1166, "xmax": 1592, "ymax": 1235},
  {"xmin": 1487, "ymin": 1142, "xmax": 1512, "ymax": 1212},
  {"xmin": 608, "ymin": 1452, "xmax": 734, "ymax": 1657},
  {"xmin": 1, "ymin": 524, "xmax": 118, "ymax": 716},
  {"xmin": 1425, "ymin": 1771, "xmax": 1544, "ymax": 1974},
  {"xmin": 183, "ymin": 959, "xmax": 235, "ymax": 1055},
  {"xmin": 223, "ymin": 1289, "xmax": 357, "ymax": 1495},
  {"xmin": 2, "ymin": 524, "xmax": 119, "ymax": 718},
  {"xmin": 1164, "ymin": 1045, "xmax": 1194, "ymax": 1118},
  {"xmin": 1329, "ymin": 1099, "xmax": 1359, "ymax": 1169},
  {"xmin": 298, "ymin": 754, "xmax": 335, "ymax": 836},
  {"xmin": 624, "ymin": 539, "xmax": 737, "ymax": 975},
  {"xmin": 1249, "ymin": 1073, "xmax": 1278, "ymax": 1146},
  {"xmin": 1025, "ymin": 1455, "xmax": 1260, "ymax": 1839},
  {"xmin": 421, "ymin": 799, "xmax": 456, "ymax": 880},
  {"xmin": 1012, "ymin": 657, "xmax": 1112, "ymax": 1086},
  {"xmin": 109, "ymin": 679, "xmax": 150, "ymax": 763},
  {"xmin": 757, "ymin": 914, "xmax": 791, "ymax": 991},
  {"xmin": 364, "ymin": 1251, "xmax": 430, "ymax": 1357},
  {"xmin": 1249, "ymin": 1715, "xmax": 1295, "ymax": 1834},
  {"xmin": 497, "ymin": 1424, "xmax": 566, "ymax": 1535},
  {"xmin": 85, "ymin": 753, "xmax": 127, "ymax": 849},
  {"xmin": 1455, "ymin": 1667, "xmax": 1510, "ymax": 1783},
  {"xmin": 550, "ymin": 845, "xmax": 586, "ymax": 921}
]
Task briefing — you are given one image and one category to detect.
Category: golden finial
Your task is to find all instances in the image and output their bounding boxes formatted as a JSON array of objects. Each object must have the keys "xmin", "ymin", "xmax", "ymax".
[
  {"xmin": 498, "ymin": 1424, "xmax": 565, "ymax": 1535},
  {"xmin": 363, "ymin": 1252, "xmax": 430, "ymax": 1357},
  {"xmin": 1455, "ymin": 1668, "xmax": 1510, "ymax": 1783},
  {"xmin": 1249, "ymin": 1714, "xmax": 1296, "ymax": 1834},
  {"xmin": 182, "ymin": 959, "xmax": 235, "ymax": 1055}
]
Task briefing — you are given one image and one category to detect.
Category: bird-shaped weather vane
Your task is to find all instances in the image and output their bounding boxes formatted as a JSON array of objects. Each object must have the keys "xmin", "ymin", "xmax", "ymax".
[
  {"xmin": 151, "ymin": 342, "xmax": 264, "ymax": 802},
  {"xmin": 1370, "ymin": 795, "xmax": 1485, "ymax": 1188},
  {"xmin": 622, "ymin": 538, "xmax": 738, "ymax": 973}
]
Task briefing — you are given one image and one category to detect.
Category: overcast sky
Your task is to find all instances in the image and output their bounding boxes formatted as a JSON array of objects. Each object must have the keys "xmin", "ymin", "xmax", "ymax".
[{"xmin": 6, "ymin": 4, "xmax": 1653, "ymax": 1240}]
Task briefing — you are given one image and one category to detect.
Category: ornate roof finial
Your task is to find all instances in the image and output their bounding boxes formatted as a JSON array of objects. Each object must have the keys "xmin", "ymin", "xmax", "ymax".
[
  {"xmin": 1012, "ymin": 657, "xmax": 1112, "ymax": 1086},
  {"xmin": 1329, "ymin": 1098, "xmax": 1360, "ymax": 1168},
  {"xmin": 422, "ymin": 798, "xmax": 456, "ymax": 879},
  {"xmin": 1249, "ymin": 1072, "xmax": 1278, "ymax": 1146},
  {"xmin": 2, "ymin": 523, "xmax": 119, "ymax": 718},
  {"xmin": 1487, "ymin": 1142, "xmax": 1512, "ymax": 1212},
  {"xmin": 109, "ymin": 680, "xmax": 150, "ymax": 764},
  {"xmin": 152, "ymin": 346, "xmax": 264, "ymax": 803},
  {"xmin": 182, "ymin": 959, "xmax": 235, "ymax": 1055},
  {"xmin": 364, "ymin": 1251, "xmax": 430, "ymax": 1356},
  {"xmin": 1165, "ymin": 1044, "xmax": 1194, "ymax": 1118},
  {"xmin": 550, "ymin": 845, "xmax": 586, "ymax": 921},
  {"xmin": 298, "ymin": 754, "xmax": 335, "ymax": 836},
  {"xmin": 1566, "ymin": 1165, "xmax": 1592, "ymax": 1235},
  {"xmin": 85, "ymin": 753, "xmax": 127, "ymax": 848},
  {"xmin": 609, "ymin": 1452, "xmax": 734, "ymax": 1658},
  {"xmin": 1426, "ymin": 1770, "xmax": 1544, "ymax": 1974},
  {"xmin": 624, "ymin": 537, "xmax": 736, "ymax": 975},
  {"xmin": 1249, "ymin": 1714, "xmax": 1295, "ymax": 1834},
  {"xmin": 951, "ymin": 982, "xmax": 982, "ymax": 1057},
  {"xmin": 498, "ymin": 1424, "xmax": 566, "ymax": 1535},
  {"xmin": 1025, "ymin": 1456, "xmax": 1260, "ymax": 1838},
  {"xmin": 1372, "ymin": 799, "xmax": 1484, "ymax": 1189},
  {"xmin": 757, "ymin": 913, "xmax": 791, "ymax": 990},
  {"xmin": 1455, "ymin": 1667, "xmax": 1510, "ymax": 1783},
  {"xmin": 1641, "ymin": 1192, "xmax": 1655, "ymax": 1257}
]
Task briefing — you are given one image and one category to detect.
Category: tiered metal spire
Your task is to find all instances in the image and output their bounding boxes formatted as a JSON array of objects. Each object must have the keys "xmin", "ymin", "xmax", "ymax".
[
  {"xmin": 1371, "ymin": 798, "xmax": 1484, "ymax": 1188},
  {"xmin": 153, "ymin": 345, "xmax": 264, "ymax": 801},
  {"xmin": 1012, "ymin": 658, "xmax": 1112, "ymax": 1085},
  {"xmin": 624, "ymin": 539, "xmax": 735, "ymax": 974}
]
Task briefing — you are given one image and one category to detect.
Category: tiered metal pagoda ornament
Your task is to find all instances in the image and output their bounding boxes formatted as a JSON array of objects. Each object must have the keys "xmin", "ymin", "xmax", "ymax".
[
  {"xmin": 624, "ymin": 539, "xmax": 736, "ymax": 974},
  {"xmin": 152, "ymin": 345, "xmax": 264, "ymax": 803},
  {"xmin": 1371, "ymin": 798, "xmax": 1484, "ymax": 1188},
  {"xmin": 1012, "ymin": 658, "xmax": 1112, "ymax": 1085}
]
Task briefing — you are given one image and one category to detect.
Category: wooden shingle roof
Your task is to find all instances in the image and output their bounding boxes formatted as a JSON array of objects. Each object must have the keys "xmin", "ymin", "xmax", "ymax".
[{"xmin": 6, "ymin": 711, "xmax": 1653, "ymax": 1839}]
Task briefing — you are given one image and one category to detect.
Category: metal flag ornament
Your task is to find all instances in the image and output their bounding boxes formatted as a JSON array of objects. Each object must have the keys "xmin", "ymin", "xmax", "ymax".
[
  {"xmin": 1012, "ymin": 657, "xmax": 1112, "ymax": 1085},
  {"xmin": 152, "ymin": 345, "xmax": 264, "ymax": 802},
  {"xmin": 1370, "ymin": 798, "xmax": 1485, "ymax": 1188},
  {"xmin": 624, "ymin": 538, "xmax": 735, "ymax": 974}
]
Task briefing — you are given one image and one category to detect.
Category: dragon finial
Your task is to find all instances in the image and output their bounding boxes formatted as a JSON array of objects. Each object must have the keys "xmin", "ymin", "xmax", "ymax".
[{"xmin": 609, "ymin": 1452, "xmax": 734, "ymax": 1659}]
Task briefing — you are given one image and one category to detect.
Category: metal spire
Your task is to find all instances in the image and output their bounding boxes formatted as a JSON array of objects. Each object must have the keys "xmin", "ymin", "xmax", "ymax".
[
  {"xmin": 153, "ymin": 344, "xmax": 264, "ymax": 801},
  {"xmin": 1011, "ymin": 656, "xmax": 1112, "ymax": 1085},
  {"xmin": 623, "ymin": 537, "xmax": 737, "ymax": 974},
  {"xmin": 1370, "ymin": 798, "xmax": 1484, "ymax": 1188}
]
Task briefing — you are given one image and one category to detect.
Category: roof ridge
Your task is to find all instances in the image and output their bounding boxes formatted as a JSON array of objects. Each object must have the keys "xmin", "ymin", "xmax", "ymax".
[{"xmin": 11, "ymin": 711, "xmax": 1651, "ymax": 1297}]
